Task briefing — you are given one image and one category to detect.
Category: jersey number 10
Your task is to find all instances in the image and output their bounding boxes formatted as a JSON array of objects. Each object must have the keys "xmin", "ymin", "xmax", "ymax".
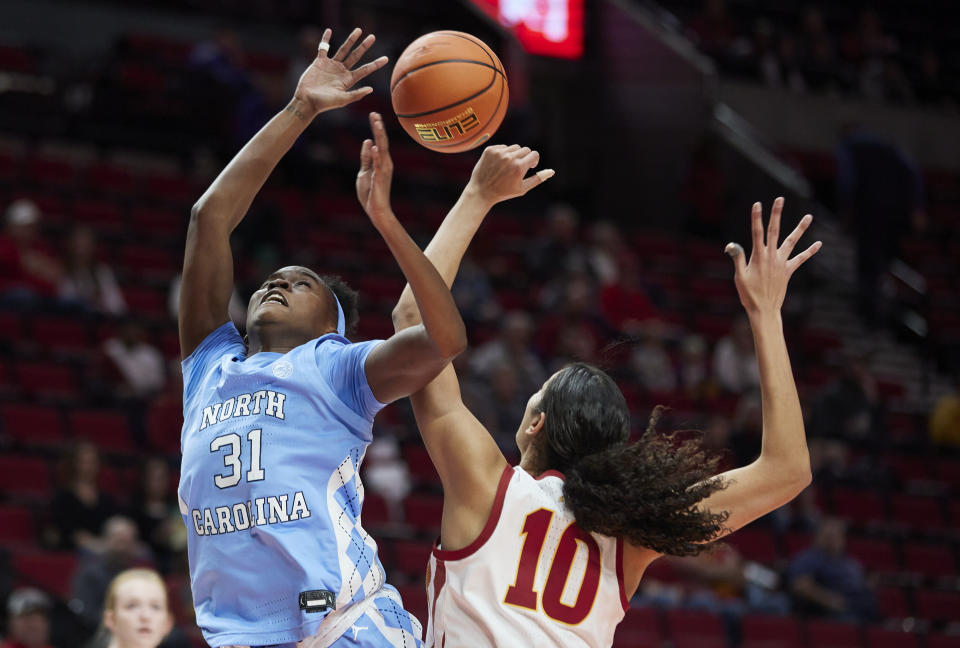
[
  {"xmin": 503, "ymin": 508, "xmax": 602, "ymax": 625},
  {"xmin": 210, "ymin": 429, "xmax": 265, "ymax": 488}
]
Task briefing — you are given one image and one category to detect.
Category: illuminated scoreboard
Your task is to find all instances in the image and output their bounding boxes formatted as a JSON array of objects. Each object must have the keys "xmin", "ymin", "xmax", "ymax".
[{"xmin": 468, "ymin": 0, "xmax": 585, "ymax": 59}]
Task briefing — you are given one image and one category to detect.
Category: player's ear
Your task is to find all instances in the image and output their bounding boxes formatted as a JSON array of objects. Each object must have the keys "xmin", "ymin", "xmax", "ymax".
[{"xmin": 525, "ymin": 411, "xmax": 545, "ymax": 437}]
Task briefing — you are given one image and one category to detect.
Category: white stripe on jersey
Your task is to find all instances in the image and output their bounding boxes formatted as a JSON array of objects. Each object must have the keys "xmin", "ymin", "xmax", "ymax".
[{"xmin": 425, "ymin": 466, "xmax": 628, "ymax": 648}]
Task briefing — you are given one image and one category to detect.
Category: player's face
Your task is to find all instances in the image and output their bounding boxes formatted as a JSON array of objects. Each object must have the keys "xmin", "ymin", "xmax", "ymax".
[
  {"xmin": 247, "ymin": 267, "xmax": 337, "ymax": 339},
  {"xmin": 104, "ymin": 578, "xmax": 171, "ymax": 648}
]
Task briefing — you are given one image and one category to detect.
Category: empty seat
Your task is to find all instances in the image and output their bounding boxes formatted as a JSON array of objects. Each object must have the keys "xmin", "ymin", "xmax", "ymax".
[
  {"xmin": 391, "ymin": 539, "xmax": 432, "ymax": 579},
  {"xmin": 360, "ymin": 493, "xmax": 390, "ymax": 529},
  {"xmin": 926, "ymin": 634, "xmax": 960, "ymax": 648},
  {"xmin": 741, "ymin": 613, "xmax": 802, "ymax": 648},
  {"xmin": 865, "ymin": 628, "xmax": 919, "ymax": 648},
  {"xmin": 15, "ymin": 361, "xmax": 80, "ymax": 400},
  {"xmin": 726, "ymin": 527, "xmax": 779, "ymax": 565},
  {"xmin": 403, "ymin": 494, "xmax": 443, "ymax": 532},
  {"xmin": 68, "ymin": 409, "xmax": 133, "ymax": 453},
  {"xmin": 0, "ymin": 506, "xmax": 35, "ymax": 545},
  {"xmin": 13, "ymin": 551, "xmax": 78, "ymax": 598},
  {"xmin": 403, "ymin": 445, "xmax": 440, "ymax": 487},
  {"xmin": 831, "ymin": 488, "xmax": 887, "ymax": 525},
  {"xmin": 875, "ymin": 585, "xmax": 911, "ymax": 619},
  {"xmin": 0, "ymin": 403, "xmax": 64, "ymax": 447},
  {"xmin": 845, "ymin": 537, "xmax": 899, "ymax": 573},
  {"xmin": 30, "ymin": 315, "xmax": 91, "ymax": 354},
  {"xmin": 614, "ymin": 606, "xmax": 661, "ymax": 647},
  {"xmin": 914, "ymin": 589, "xmax": 960, "ymax": 622},
  {"xmin": 664, "ymin": 609, "xmax": 726, "ymax": 645},
  {"xmin": 805, "ymin": 619, "xmax": 860, "ymax": 648},
  {"xmin": 902, "ymin": 543, "xmax": 956, "ymax": 580},
  {"xmin": 891, "ymin": 494, "xmax": 945, "ymax": 531},
  {"xmin": 0, "ymin": 455, "xmax": 51, "ymax": 499}
]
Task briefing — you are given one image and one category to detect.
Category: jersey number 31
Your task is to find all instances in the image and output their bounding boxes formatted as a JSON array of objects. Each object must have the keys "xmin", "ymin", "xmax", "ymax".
[
  {"xmin": 504, "ymin": 508, "xmax": 602, "ymax": 625},
  {"xmin": 210, "ymin": 429, "xmax": 265, "ymax": 488}
]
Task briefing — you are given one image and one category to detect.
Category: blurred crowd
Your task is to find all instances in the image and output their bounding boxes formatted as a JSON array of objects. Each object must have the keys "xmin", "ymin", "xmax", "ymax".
[{"xmin": 680, "ymin": 0, "xmax": 958, "ymax": 108}]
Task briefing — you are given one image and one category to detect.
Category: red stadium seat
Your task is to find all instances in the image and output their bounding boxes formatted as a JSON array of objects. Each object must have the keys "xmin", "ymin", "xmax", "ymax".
[
  {"xmin": 403, "ymin": 445, "xmax": 441, "ymax": 487},
  {"xmin": 403, "ymin": 494, "xmax": 443, "ymax": 532},
  {"xmin": 613, "ymin": 606, "xmax": 661, "ymax": 647},
  {"xmin": 122, "ymin": 286, "xmax": 167, "ymax": 317},
  {"xmin": 725, "ymin": 528, "xmax": 779, "ymax": 565},
  {"xmin": 664, "ymin": 609, "xmax": 726, "ymax": 646},
  {"xmin": 0, "ymin": 455, "xmax": 51, "ymax": 499},
  {"xmin": 936, "ymin": 458, "xmax": 960, "ymax": 492},
  {"xmin": 891, "ymin": 494, "xmax": 945, "ymax": 531},
  {"xmin": 845, "ymin": 537, "xmax": 899, "ymax": 573},
  {"xmin": 741, "ymin": 614, "xmax": 802, "ymax": 648},
  {"xmin": 0, "ymin": 506, "xmax": 35, "ymax": 546},
  {"xmin": 68, "ymin": 409, "xmax": 133, "ymax": 453},
  {"xmin": 0, "ymin": 311, "xmax": 21, "ymax": 339},
  {"xmin": 25, "ymin": 156, "xmax": 78, "ymax": 189},
  {"xmin": 130, "ymin": 206, "xmax": 185, "ymax": 240},
  {"xmin": 0, "ymin": 403, "xmax": 64, "ymax": 447},
  {"xmin": 392, "ymin": 539, "xmax": 432, "ymax": 579},
  {"xmin": 74, "ymin": 199, "xmax": 125, "ymax": 231},
  {"xmin": 86, "ymin": 162, "xmax": 135, "ymax": 196},
  {"xmin": 30, "ymin": 315, "xmax": 91, "ymax": 355},
  {"xmin": 914, "ymin": 589, "xmax": 960, "ymax": 622},
  {"xmin": 120, "ymin": 245, "xmax": 177, "ymax": 281},
  {"xmin": 13, "ymin": 551, "xmax": 77, "ymax": 598},
  {"xmin": 15, "ymin": 361, "xmax": 80, "ymax": 400},
  {"xmin": 361, "ymin": 493, "xmax": 390, "ymax": 529},
  {"xmin": 865, "ymin": 628, "xmax": 920, "ymax": 648},
  {"xmin": 885, "ymin": 454, "xmax": 933, "ymax": 485},
  {"xmin": 831, "ymin": 488, "xmax": 887, "ymax": 525},
  {"xmin": 146, "ymin": 399, "xmax": 182, "ymax": 455},
  {"xmin": 875, "ymin": 585, "xmax": 911, "ymax": 619},
  {"xmin": 902, "ymin": 543, "xmax": 956, "ymax": 580},
  {"xmin": 396, "ymin": 584, "xmax": 428, "ymax": 638},
  {"xmin": 805, "ymin": 619, "xmax": 860, "ymax": 648},
  {"xmin": 927, "ymin": 634, "xmax": 960, "ymax": 648}
]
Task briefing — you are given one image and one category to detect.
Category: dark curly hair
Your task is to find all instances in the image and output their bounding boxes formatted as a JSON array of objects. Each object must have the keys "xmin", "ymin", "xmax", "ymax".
[
  {"xmin": 534, "ymin": 363, "xmax": 729, "ymax": 556},
  {"xmin": 319, "ymin": 274, "xmax": 360, "ymax": 337}
]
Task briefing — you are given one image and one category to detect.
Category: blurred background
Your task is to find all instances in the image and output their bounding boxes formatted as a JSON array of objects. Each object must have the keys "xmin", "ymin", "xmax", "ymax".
[{"xmin": 0, "ymin": 0, "xmax": 958, "ymax": 646}]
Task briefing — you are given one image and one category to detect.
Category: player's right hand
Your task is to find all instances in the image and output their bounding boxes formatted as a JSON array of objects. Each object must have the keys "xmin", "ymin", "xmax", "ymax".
[
  {"xmin": 356, "ymin": 112, "xmax": 394, "ymax": 225},
  {"xmin": 724, "ymin": 197, "xmax": 822, "ymax": 317},
  {"xmin": 293, "ymin": 27, "xmax": 388, "ymax": 117},
  {"xmin": 467, "ymin": 145, "xmax": 555, "ymax": 207}
]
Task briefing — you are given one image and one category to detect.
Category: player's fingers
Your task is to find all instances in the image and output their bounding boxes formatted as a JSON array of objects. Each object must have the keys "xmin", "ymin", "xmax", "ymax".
[
  {"xmin": 767, "ymin": 196, "xmax": 783, "ymax": 249},
  {"xmin": 517, "ymin": 149, "xmax": 540, "ymax": 169},
  {"xmin": 344, "ymin": 86, "xmax": 374, "ymax": 104},
  {"xmin": 350, "ymin": 56, "xmax": 389, "ymax": 85},
  {"xmin": 317, "ymin": 28, "xmax": 332, "ymax": 58},
  {"xmin": 344, "ymin": 34, "xmax": 376, "ymax": 69},
  {"xmin": 725, "ymin": 242, "xmax": 747, "ymax": 275},
  {"xmin": 370, "ymin": 112, "xmax": 390, "ymax": 155},
  {"xmin": 788, "ymin": 240, "xmax": 822, "ymax": 273},
  {"xmin": 750, "ymin": 202, "xmax": 764, "ymax": 256},
  {"xmin": 781, "ymin": 213, "xmax": 813, "ymax": 256},
  {"xmin": 520, "ymin": 168, "xmax": 555, "ymax": 194},
  {"xmin": 511, "ymin": 146, "xmax": 531, "ymax": 159},
  {"xmin": 359, "ymin": 139, "xmax": 373, "ymax": 171},
  {"xmin": 503, "ymin": 144, "xmax": 521, "ymax": 154},
  {"xmin": 333, "ymin": 27, "xmax": 362, "ymax": 62}
]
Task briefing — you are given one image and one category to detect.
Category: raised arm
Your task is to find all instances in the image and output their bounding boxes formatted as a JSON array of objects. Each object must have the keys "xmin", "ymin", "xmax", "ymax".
[
  {"xmin": 390, "ymin": 145, "xmax": 553, "ymax": 548},
  {"xmin": 179, "ymin": 28, "xmax": 387, "ymax": 358},
  {"xmin": 697, "ymin": 198, "xmax": 822, "ymax": 535}
]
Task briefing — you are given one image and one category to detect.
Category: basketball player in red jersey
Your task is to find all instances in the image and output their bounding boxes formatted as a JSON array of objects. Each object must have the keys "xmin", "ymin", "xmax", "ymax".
[{"xmin": 392, "ymin": 157, "xmax": 821, "ymax": 646}]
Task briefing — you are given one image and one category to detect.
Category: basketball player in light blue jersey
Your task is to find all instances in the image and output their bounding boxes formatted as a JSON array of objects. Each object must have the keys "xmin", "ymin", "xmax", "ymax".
[{"xmin": 176, "ymin": 28, "xmax": 466, "ymax": 648}]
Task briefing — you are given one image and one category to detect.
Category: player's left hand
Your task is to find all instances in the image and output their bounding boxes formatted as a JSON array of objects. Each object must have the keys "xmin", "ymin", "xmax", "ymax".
[
  {"xmin": 725, "ymin": 197, "xmax": 822, "ymax": 317},
  {"xmin": 467, "ymin": 144, "xmax": 555, "ymax": 206},
  {"xmin": 293, "ymin": 27, "xmax": 388, "ymax": 116},
  {"xmin": 356, "ymin": 112, "xmax": 394, "ymax": 224}
]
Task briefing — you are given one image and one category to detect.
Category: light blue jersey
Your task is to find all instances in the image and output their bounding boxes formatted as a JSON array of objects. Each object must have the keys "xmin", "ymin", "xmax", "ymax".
[{"xmin": 178, "ymin": 322, "xmax": 395, "ymax": 647}]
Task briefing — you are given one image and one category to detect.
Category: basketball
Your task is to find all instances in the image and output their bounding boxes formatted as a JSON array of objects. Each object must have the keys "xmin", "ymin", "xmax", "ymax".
[{"xmin": 390, "ymin": 31, "xmax": 509, "ymax": 153}]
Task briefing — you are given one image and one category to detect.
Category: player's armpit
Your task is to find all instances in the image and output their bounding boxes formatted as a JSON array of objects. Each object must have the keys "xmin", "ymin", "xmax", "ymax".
[
  {"xmin": 178, "ymin": 208, "xmax": 235, "ymax": 359},
  {"xmin": 363, "ymin": 324, "xmax": 456, "ymax": 404}
]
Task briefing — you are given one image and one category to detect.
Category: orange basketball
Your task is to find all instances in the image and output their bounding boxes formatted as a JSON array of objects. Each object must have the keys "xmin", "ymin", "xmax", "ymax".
[{"xmin": 390, "ymin": 31, "xmax": 509, "ymax": 154}]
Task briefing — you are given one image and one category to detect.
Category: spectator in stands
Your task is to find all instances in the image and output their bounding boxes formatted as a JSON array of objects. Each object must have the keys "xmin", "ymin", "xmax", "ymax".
[
  {"xmin": 586, "ymin": 220, "xmax": 627, "ymax": 286},
  {"xmin": 525, "ymin": 203, "xmax": 587, "ymax": 282},
  {"xmin": 678, "ymin": 333, "xmax": 715, "ymax": 399},
  {"xmin": 798, "ymin": 6, "xmax": 847, "ymax": 94},
  {"xmin": 599, "ymin": 257, "xmax": 659, "ymax": 334},
  {"xmin": 71, "ymin": 516, "xmax": 153, "ymax": 631},
  {"xmin": 52, "ymin": 441, "xmax": 117, "ymax": 553},
  {"xmin": 58, "ymin": 225, "xmax": 126, "ymax": 315},
  {"xmin": 128, "ymin": 458, "xmax": 180, "ymax": 574},
  {"xmin": 0, "ymin": 199, "xmax": 62, "ymax": 303},
  {"xmin": 362, "ymin": 435, "xmax": 412, "ymax": 523},
  {"xmin": 1, "ymin": 588, "xmax": 53, "ymax": 648},
  {"xmin": 97, "ymin": 569, "xmax": 174, "ymax": 648},
  {"xmin": 630, "ymin": 320, "xmax": 677, "ymax": 394},
  {"xmin": 470, "ymin": 310, "xmax": 546, "ymax": 398},
  {"xmin": 712, "ymin": 316, "xmax": 760, "ymax": 394},
  {"xmin": 808, "ymin": 353, "xmax": 882, "ymax": 441},
  {"xmin": 688, "ymin": 0, "xmax": 737, "ymax": 62},
  {"xmin": 102, "ymin": 320, "xmax": 166, "ymax": 399},
  {"xmin": 788, "ymin": 517, "xmax": 876, "ymax": 621},
  {"xmin": 450, "ymin": 254, "xmax": 501, "ymax": 327},
  {"xmin": 930, "ymin": 374, "xmax": 960, "ymax": 447}
]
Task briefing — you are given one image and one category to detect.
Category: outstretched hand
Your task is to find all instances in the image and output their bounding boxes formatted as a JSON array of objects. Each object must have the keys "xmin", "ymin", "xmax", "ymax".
[
  {"xmin": 356, "ymin": 112, "xmax": 394, "ymax": 225},
  {"xmin": 467, "ymin": 144, "xmax": 555, "ymax": 206},
  {"xmin": 293, "ymin": 27, "xmax": 388, "ymax": 117},
  {"xmin": 725, "ymin": 197, "xmax": 822, "ymax": 316}
]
